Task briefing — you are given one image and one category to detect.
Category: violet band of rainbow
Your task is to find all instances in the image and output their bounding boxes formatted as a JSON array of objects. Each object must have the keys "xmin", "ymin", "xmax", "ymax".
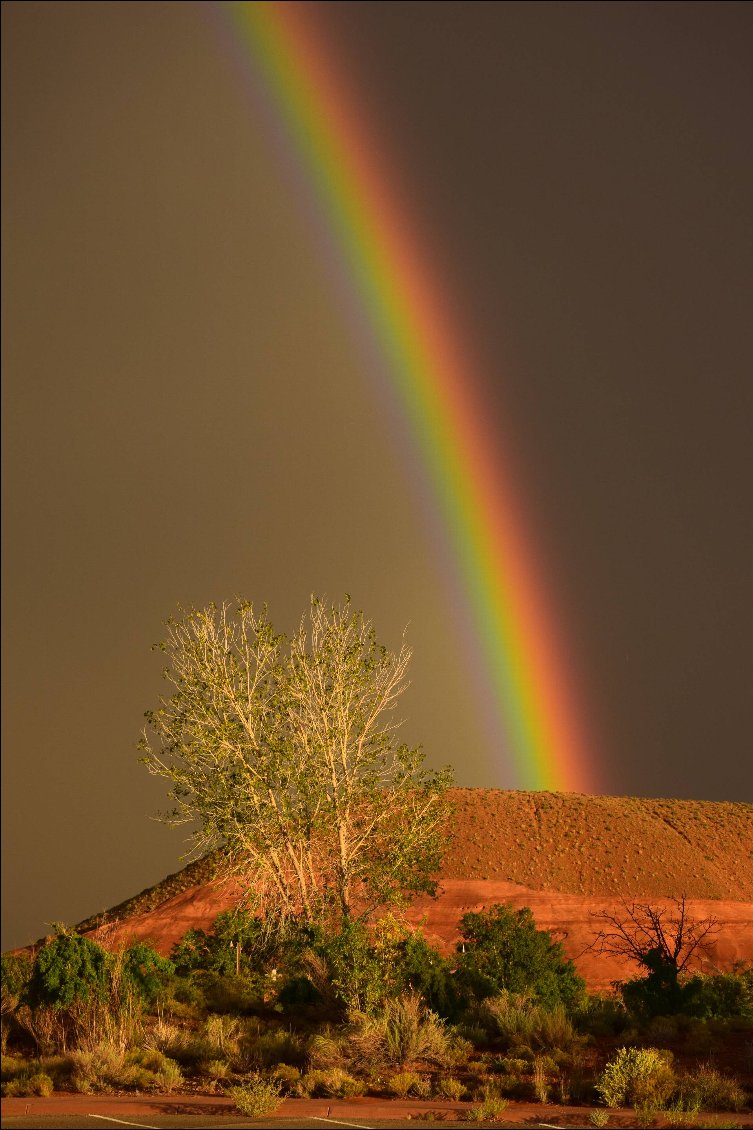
[{"xmin": 222, "ymin": 1, "xmax": 598, "ymax": 793}]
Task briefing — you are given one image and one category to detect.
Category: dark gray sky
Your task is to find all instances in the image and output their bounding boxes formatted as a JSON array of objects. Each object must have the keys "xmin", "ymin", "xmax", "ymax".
[{"xmin": 3, "ymin": 1, "xmax": 752, "ymax": 950}]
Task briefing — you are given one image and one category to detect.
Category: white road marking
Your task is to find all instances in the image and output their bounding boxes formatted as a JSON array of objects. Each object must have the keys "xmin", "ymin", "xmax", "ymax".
[
  {"xmin": 310, "ymin": 1118, "xmax": 375, "ymax": 1129},
  {"xmin": 87, "ymin": 1116, "xmax": 159, "ymax": 1129}
]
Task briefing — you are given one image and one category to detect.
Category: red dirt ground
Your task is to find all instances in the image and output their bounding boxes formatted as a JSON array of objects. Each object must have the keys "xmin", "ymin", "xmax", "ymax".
[{"xmin": 74, "ymin": 790, "xmax": 753, "ymax": 991}]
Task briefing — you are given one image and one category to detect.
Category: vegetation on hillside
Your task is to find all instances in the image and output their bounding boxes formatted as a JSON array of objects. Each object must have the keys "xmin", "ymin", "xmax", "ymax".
[
  {"xmin": 3, "ymin": 906, "xmax": 751, "ymax": 1122},
  {"xmin": 5, "ymin": 597, "xmax": 752, "ymax": 1120}
]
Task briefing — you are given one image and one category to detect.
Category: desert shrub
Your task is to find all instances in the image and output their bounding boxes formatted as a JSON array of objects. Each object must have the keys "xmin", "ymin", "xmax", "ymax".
[
  {"xmin": 27, "ymin": 931, "xmax": 110, "ymax": 1011},
  {"xmin": 67, "ymin": 1046, "xmax": 122, "ymax": 1092},
  {"xmin": 1, "ymin": 1054, "xmax": 29, "ymax": 1082},
  {"xmin": 387, "ymin": 1070, "xmax": 422, "ymax": 1097},
  {"xmin": 154, "ymin": 1058, "xmax": 183, "ymax": 1093},
  {"xmin": 228, "ymin": 1074, "xmax": 282, "ymax": 1117},
  {"xmin": 436, "ymin": 1075, "xmax": 466, "ymax": 1100},
  {"xmin": 678, "ymin": 1064, "xmax": 746, "ymax": 1113},
  {"xmin": 199, "ymin": 1057, "xmax": 231, "ymax": 1080},
  {"xmin": 458, "ymin": 1023, "xmax": 489, "ymax": 1048},
  {"xmin": 532, "ymin": 1054, "xmax": 550, "ymax": 1103},
  {"xmin": 663, "ymin": 1096, "xmax": 702, "ymax": 1126},
  {"xmin": 382, "ymin": 992, "xmax": 452, "ymax": 1066},
  {"xmin": 597, "ymin": 1046, "xmax": 676, "ymax": 1109},
  {"xmin": 577, "ymin": 994, "xmax": 630, "ymax": 1038},
  {"xmin": 299, "ymin": 1067, "xmax": 364, "ymax": 1098},
  {"xmin": 455, "ymin": 904, "xmax": 585, "ymax": 1011},
  {"xmin": 2, "ymin": 1070, "xmax": 54, "ymax": 1097},
  {"xmin": 271, "ymin": 1063, "xmax": 301, "ymax": 1093},
  {"xmin": 307, "ymin": 1031, "xmax": 345, "ymax": 1069},
  {"xmin": 478, "ymin": 991, "xmax": 578, "ymax": 1052},
  {"xmin": 681, "ymin": 969, "xmax": 753, "ymax": 1021},
  {"xmin": 589, "ymin": 1112, "xmax": 610, "ymax": 1128},
  {"xmin": 203, "ymin": 1013, "xmax": 241, "ymax": 1056},
  {"xmin": 633, "ymin": 1100, "xmax": 662, "ymax": 1128},
  {"xmin": 242, "ymin": 1027, "xmax": 305, "ymax": 1069},
  {"xmin": 200, "ymin": 973, "xmax": 261, "ymax": 1015},
  {"xmin": 1, "ymin": 953, "xmax": 34, "ymax": 1053},
  {"xmin": 340, "ymin": 993, "xmax": 453, "ymax": 1070},
  {"xmin": 467, "ymin": 1096, "xmax": 509, "ymax": 1121}
]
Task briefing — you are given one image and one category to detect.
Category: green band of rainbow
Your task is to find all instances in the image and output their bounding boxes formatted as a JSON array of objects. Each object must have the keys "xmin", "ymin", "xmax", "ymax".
[{"xmin": 224, "ymin": 1, "xmax": 598, "ymax": 793}]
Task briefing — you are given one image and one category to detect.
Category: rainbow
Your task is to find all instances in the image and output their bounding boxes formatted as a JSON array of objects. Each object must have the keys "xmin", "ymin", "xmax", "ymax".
[{"xmin": 219, "ymin": 1, "xmax": 598, "ymax": 793}]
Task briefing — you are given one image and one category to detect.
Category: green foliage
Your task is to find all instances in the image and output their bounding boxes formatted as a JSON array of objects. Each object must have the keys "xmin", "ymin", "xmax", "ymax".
[
  {"xmin": 2, "ymin": 1070, "xmax": 54, "ymax": 1097},
  {"xmin": 455, "ymin": 904, "xmax": 585, "ymax": 1011},
  {"xmin": 477, "ymin": 991, "xmax": 579, "ymax": 1051},
  {"xmin": 596, "ymin": 1046, "xmax": 676, "ymax": 1109},
  {"xmin": 436, "ymin": 1075, "xmax": 466, "ymax": 1100},
  {"xmin": 680, "ymin": 968, "xmax": 753, "ymax": 1021},
  {"xmin": 27, "ymin": 931, "xmax": 110, "ymax": 1010},
  {"xmin": 1, "ymin": 952, "xmax": 33, "ymax": 1005},
  {"xmin": 140, "ymin": 597, "xmax": 452, "ymax": 927},
  {"xmin": 169, "ymin": 929, "xmax": 213, "ymax": 976},
  {"xmin": 678, "ymin": 1064, "xmax": 746, "ymax": 1113},
  {"xmin": 393, "ymin": 930, "xmax": 458, "ymax": 1018},
  {"xmin": 468, "ymin": 1096, "xmax": 509, "ymax": 1121},
  {"xmin": 1, "ymin": 952, "xmax": 34, "ymax": 1053},
  {"xmin": 286, "ymin": 915, "xmax": 454, "ymax": 1017},
  {"xmin": 228, "ymin": 1074, "xmax": 282, "ymax": 1117},
  {"xmin": 621, "ymin": 955, "xmax": 684, "ymax": 1020},
  {"xmin": 121, "ymin": 943, "xmax": 174, "ymax": 1003},
  {"xmin": 387, "ymin": 1070, "xmax": 422, "ymax": 1097},
  {"xmin": 171, "ymin": 909, "xmax": 292, "ymax": 980},
  {"xmin": 313, "ymin": 919, "xmax": 387, "ymax": 1014}
]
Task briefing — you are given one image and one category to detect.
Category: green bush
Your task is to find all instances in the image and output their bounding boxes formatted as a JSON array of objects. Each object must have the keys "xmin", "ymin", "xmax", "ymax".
[
  {"xmin": 27, "ymin": 931, "xmax": 110, "ymax": 1010},
  {"xmin": 681, "ymin": 969, "xmax": 753, "ymax": 1021},
  {"xmin": 271, "ymin": 1063, "xmax": 301, "ymax": 1093},
  {"xmin": 228, "ymin": 1075, "xmax": 282, "ymax": 1117},
  {"xmin": 678, "ymin": 1064, "xmax": 746, "ymax": 1113},
  {"xmin": 1, "ymin": 1070, "xmax": 54, "ymax": 1098},
  {"xmin": 478, "ymin": 991, "xmax": 579, "ymax": 1052},
  {"xmin": 1, "ymin": 952, "xmax": 34, "ymax": 1052},
  {"xmin": 387, "ymin": 1070, "xmax": 422, "ymax": 1097},
  {"xmin": 467, "ymin": 1096, "xmax": 509, "ymax": 1121},
  {"xmin": 436, "ymin": 1075, "xmax": 466, "ymax": 1100},
  {"xmin": 455, "ymin": 904, "xmax": 585, "ymax": 1011},
  {"xmin": 597, "ymin": 1046, "xmax": 676, "ymax": 1109},
  {"xmin": 299, "ymin": 1067, "xmax": 364, "ymax": 1098},
  {"xmin": 120, "ymin": 943, "xmax": 174, "ymax": 1004},
  {"xmin": 310, "ymin": 1032, "xmax": 345, "ymax": 1071},
  {"xmin": 243, "ymin": 1028, "xmax": 305, "ymax": 1069},
  {"xmin": 201, "ymin": 973, "xmax": 261, "ymax": 1014}
]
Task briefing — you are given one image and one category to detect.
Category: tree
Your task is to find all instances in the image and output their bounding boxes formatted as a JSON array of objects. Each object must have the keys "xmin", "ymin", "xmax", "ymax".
[
  {"xmin": 139, "ymin": 596, "xmax": 452, "ymax": 928},
  {"xmin": 455, "ymin": 904, "xmax": 585, "ymax": 1010},
  {"xmin": 589, "ymin": 897, "xmax": 719, "ymax": 1017},
  {"xmin": 590, "ymin": 897, "xmax": 718, "ymax": 976}
]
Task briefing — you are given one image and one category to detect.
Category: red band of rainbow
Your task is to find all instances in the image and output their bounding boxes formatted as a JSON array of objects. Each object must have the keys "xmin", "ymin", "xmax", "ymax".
[{"xmin": 222, "ymin": 1, "xmax": 599, "ymax": 793}]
